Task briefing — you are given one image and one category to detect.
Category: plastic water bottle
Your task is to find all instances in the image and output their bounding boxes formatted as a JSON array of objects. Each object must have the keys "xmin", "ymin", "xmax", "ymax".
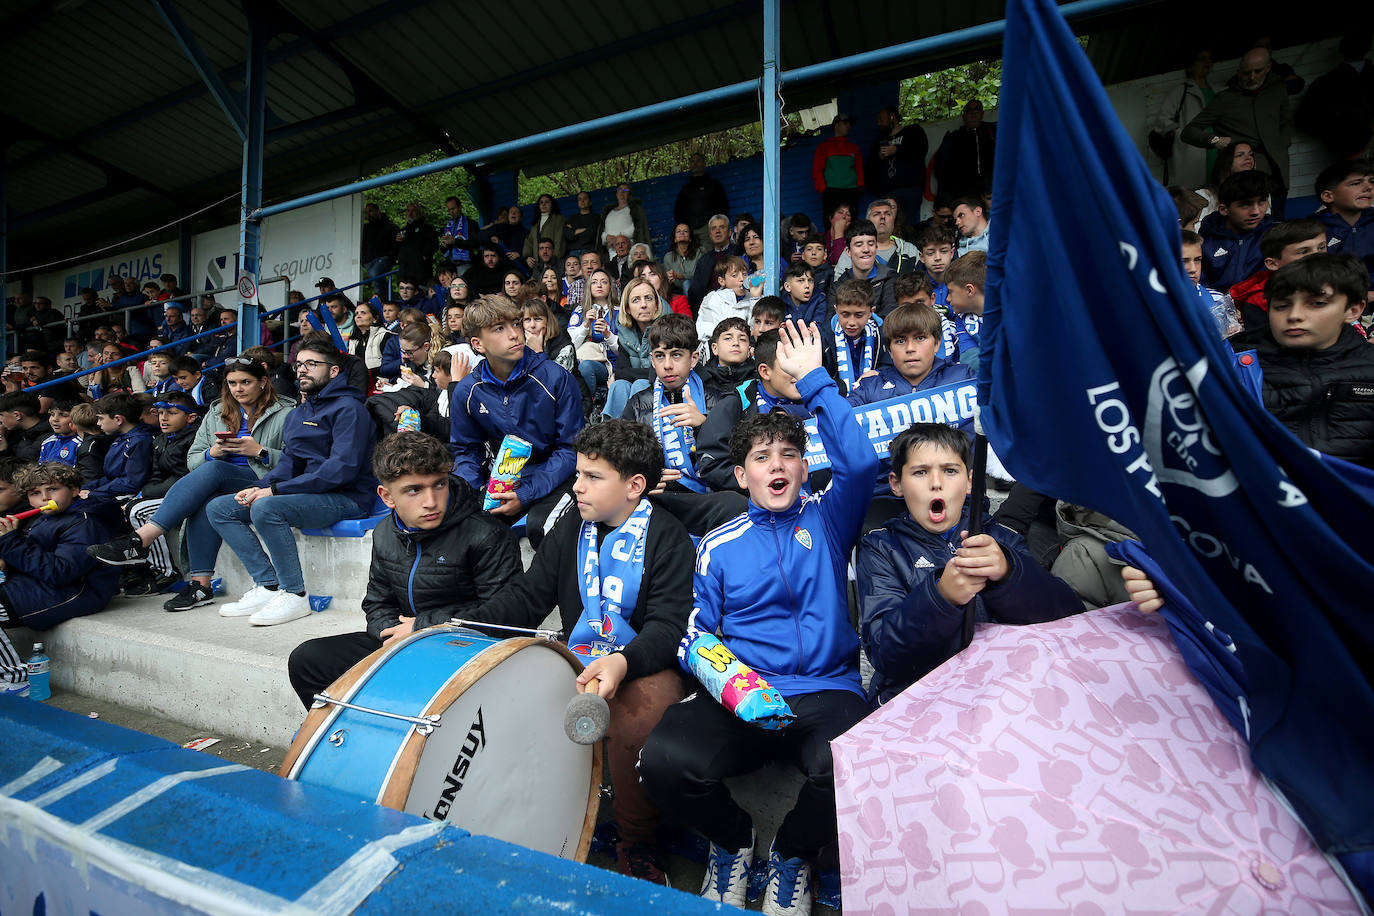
[{"xmin": 27, "ymin": 643, "xmax": 51, "ymax": 701}]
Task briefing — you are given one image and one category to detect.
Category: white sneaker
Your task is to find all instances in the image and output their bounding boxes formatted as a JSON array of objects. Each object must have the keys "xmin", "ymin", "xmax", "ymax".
[
  {"xmin": 249, "ymin": 591, "xmax": 311, "ymax": 626},
  {"xmin": 220, "ymin": 585, "xmax": 278, "ymax": 617},
  {"xmin": 761, "ymin": 842, "xmax": 813, "ymax": 916},
  {"xmin": 700, "ymin": 831, "xmax": 754, "ymax": 907}
]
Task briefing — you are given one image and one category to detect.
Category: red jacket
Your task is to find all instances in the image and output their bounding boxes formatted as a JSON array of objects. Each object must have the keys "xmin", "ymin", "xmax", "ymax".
[
  {"xmin": 1229, "ymin": 269, "xmax": 1270, "ymax": 331},
  {"xmin": 812, "ymin": 136, "xmax": 865, "ymax": 192}
]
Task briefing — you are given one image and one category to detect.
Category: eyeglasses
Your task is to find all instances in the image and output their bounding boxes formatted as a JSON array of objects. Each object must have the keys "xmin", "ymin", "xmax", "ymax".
[
  {"xmin": 400, "ymin": 345, "xmax": 429, "ymax": 359},
  {"xmin": 295, "ymin": 358, "xmax": 333, "ymax": 371},
  {"xmin": 223, "ymin": 356, "xmax": 257, "ymax": 367}
]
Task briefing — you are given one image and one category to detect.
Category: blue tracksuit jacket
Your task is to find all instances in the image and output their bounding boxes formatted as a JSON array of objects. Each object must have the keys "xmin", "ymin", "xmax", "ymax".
[
  {"xmin": 683, "ymin": 368, "xmax": 879, "ymax": 699},
  {"xmin": 0, "ymin": 499, "xmax": 121, "ymax": 628},
  {"xmin": 857, "ymin": 508, "xmax": 1081, "ymax": 704},
  {"xmin": 1316, "ymin": 207, "xmax": 1374, "ymax": 289},
  {"xmin": 84, "ymin": 425, "xmax": 154, "ymax": 500},
  {"xmin": 258, "ymin": 373, "xmax": 378, "ymax": 514},
  {"xmin": 1200, "ymin": 210, "xmax": 1274, "ymax": 289},
  {"xmin": 449, "ymin": 348, "xmax": 584, "ymax": 508}
]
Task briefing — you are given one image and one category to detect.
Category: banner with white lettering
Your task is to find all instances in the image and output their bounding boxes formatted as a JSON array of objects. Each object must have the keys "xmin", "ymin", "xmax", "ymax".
[{"xmin": 802, "ymin": 379, "xmax": 979, "ymax": 470}]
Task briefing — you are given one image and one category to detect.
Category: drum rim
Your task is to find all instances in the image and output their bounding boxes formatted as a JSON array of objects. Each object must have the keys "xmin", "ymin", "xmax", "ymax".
[{"xmin": 281, "ymin": 625, "xmax": 602, "ymax": 862}]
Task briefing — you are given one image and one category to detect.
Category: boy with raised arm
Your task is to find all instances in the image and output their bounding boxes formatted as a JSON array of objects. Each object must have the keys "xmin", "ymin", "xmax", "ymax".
[
  {"xmin": 469, "ymin": 421, "xmax": 694, "ymax": 886},
  {"xmin": 639, "ymin": 320, "xmax": 878, "ymax": 916}
]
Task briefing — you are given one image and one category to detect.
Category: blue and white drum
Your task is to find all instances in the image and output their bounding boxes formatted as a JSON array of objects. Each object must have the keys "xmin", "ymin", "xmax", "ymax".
[{"xmin": 282, "ymin": 626, "xmax": 600, "ymax": 861}]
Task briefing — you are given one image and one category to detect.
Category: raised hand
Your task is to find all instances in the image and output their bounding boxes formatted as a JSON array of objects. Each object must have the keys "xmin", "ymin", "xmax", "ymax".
[{"xmin": 774, "ymin": 319, "xmax": 823, "ymax": 382}]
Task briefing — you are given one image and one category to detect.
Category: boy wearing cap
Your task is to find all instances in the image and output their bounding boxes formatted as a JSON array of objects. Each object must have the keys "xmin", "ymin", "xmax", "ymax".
[
  {"xmin": 119, "ymin": 391, "xmax": 203, "ymax": 596},
  {"xmin": 813, "ymin": 114, "xmax": 865, "ymax": 222}
]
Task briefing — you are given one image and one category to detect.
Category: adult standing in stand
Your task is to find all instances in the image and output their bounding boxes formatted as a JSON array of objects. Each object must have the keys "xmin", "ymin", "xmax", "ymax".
[{"xmin": 867, "ymin": 107, "xmax": 928, "ymax": 234}]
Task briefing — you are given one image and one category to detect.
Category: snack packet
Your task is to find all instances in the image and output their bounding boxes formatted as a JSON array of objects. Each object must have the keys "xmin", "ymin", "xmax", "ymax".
[
  {"xmin": 683, "ymin": 631, "xmax": 795, "ymax": 730},
  {"xmin": 483, "ymin": 435, "xmax": 533, "ymax": 512}
]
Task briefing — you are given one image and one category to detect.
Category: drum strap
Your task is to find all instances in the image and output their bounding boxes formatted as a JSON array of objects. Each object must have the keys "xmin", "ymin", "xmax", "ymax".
[{"xmin": 568, "ymin": 499, "xmax": 652, "ymax": 660}]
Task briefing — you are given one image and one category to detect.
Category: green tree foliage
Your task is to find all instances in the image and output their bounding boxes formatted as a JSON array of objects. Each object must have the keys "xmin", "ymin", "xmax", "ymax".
[
  {"xmin": 361, "ymin": 153, "xmax": 475, "ymax": 232},
  {"xmin": 899, "ymin": 60, "xmax": 1003, "ymax": 123}
]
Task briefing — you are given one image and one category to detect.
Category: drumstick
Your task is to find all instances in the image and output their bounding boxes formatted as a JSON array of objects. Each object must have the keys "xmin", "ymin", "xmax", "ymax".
[{"xmin": 8, "ymin": 500, "xmax": 58, "ymax": 522}]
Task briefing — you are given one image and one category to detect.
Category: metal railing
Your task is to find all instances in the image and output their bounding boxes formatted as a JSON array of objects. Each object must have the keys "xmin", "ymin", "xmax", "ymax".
[{"xmin": 22, "ymin": 269, "xmax": 396, "ymax": 395}]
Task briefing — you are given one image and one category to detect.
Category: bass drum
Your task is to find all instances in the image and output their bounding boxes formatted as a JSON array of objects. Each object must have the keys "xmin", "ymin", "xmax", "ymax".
[{"xmin": 281, "ymin": 625, "xmax": 600, "ymax": 861}]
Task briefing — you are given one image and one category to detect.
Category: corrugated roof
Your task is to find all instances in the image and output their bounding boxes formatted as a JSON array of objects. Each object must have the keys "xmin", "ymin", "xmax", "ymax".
[{"xmin": 3, "ymin": 0, "xmax": 1224, "ymax": 271}]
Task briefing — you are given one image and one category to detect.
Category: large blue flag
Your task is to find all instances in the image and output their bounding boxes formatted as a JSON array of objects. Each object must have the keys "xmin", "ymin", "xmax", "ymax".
[{"xmin": 982, "ymin": 0, "xmax": 1374, "ymax": 891}]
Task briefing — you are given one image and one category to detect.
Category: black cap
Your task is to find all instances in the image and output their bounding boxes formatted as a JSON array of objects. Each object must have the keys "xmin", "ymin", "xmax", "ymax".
[{"xmin": 314, "ymin": 277, "xmax": 335, "ymax": 288}]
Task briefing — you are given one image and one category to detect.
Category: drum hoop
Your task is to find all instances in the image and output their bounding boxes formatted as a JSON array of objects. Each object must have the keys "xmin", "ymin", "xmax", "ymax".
[
  {"xmin": 281, "ymin": 626, "xmax": 602, "ymax": 861},
  {"xmin": 280, "ymin": 628, "xmax": 431, "ymax": 779}
]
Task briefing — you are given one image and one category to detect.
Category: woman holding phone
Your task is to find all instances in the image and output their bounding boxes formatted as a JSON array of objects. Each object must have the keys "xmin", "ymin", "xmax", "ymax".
[{"xmin": 85, "ymin": 356, "xmax": 297, "ymax": 612}]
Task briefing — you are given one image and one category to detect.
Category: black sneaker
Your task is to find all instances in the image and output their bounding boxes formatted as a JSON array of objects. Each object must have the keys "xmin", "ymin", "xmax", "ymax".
[
  {"xmin": 163, "ymin": 583, "xmax": 214, "ymax": 612},
  {"xmin": 124, "ymin": 574, "xmax": 179, "ymax": 598},
  {"xmin": 88, "ymin": 534, "xmax": 151, "ymax": 567}
]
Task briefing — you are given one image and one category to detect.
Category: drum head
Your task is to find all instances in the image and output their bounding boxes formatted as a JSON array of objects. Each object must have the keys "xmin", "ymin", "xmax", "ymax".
[
  {"xmin": 283, "ymin": 632, "xmax": 599, "ymax": 862},
  {"xmin": 382, "ymin": 637, "xmax": 598, "ymax": 861}
]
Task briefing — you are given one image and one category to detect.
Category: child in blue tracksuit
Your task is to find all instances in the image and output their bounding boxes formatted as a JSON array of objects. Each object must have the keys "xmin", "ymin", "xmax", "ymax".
[
  {"xmin": 0, "ymin": 461, "xmax": 121, "ymax": 633},
  {"xmin": 848, "ymin": 302, "xmax": 976, "ymax": 532},
  {"xmin": 448, "ymin": 296, "xmax": 584, "ymax": 547},
  {"xmin": 81, "ymin": 393, "xmax": 155, "ymax": 501},
  {"xmin": 1313, "ymin": 159, "xmax": 1374, "ymax": 293},
  {"xmin": 1199, "ymin": 171, "xmax": 1275, "ymax": 290},
  {"xmin": 856, "ymin": 424, "xmax": 1081, "ymax": 705},
  {"xmin": 640, "ymin": 319, "xmax": 878, "ymax": 914}
]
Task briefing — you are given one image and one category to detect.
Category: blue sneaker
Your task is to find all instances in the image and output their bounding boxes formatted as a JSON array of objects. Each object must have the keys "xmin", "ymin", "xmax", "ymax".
[
  {"xmin": 700, "ymin": 831, "xmax": 753, "ymax": 906},
  {"xmin": 762, "ymin": 842, "xmax": 813, "ymax": 916}
]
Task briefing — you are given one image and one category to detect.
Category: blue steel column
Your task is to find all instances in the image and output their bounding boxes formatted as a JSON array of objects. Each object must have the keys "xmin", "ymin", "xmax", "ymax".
[
  {"xmin": 1, "ymin": 154, "xmax": 8, "ymax": 366},
  {"xmin": 178, "ymin": 215, "xmax": 193, "ymax": 296},
  {"xmin": 238, "ymin": 20, "xmax": 266, "ymax": 355},
  {"xmin": 761, "ymin": 0, "xmax": 781, "ymax": 297}
]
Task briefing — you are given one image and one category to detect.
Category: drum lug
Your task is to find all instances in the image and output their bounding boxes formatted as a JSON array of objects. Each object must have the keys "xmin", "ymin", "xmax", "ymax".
[
  {"xmin": 328, "ymin": 729, "xmax": 347, "ymax": 747},
  {"xmin": 312, "ymin": 692, "xmax": 445, "ymax": 734}
]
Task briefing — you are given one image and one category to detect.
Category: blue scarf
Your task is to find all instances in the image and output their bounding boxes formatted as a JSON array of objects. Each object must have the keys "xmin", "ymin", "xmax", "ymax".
[
  {"xmin": 832, "ymin": 313, "xmax": 881, "ymax": 389},
  {"xmin": 653, "ymin": 373, "xmax": 708, "ymax": 494},
  {"xmin": 754, "ymin": 383, "xmax": 790, "ymax": 413},
  {"xmin": 567, "ymin": 499, "xmax": 653, "ymax": 660}
]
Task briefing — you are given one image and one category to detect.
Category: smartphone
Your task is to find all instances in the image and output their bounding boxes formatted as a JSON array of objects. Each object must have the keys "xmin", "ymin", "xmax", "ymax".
[{"xmin": 214, "ymin": 431, "xmax": 236, "ymax": 441}]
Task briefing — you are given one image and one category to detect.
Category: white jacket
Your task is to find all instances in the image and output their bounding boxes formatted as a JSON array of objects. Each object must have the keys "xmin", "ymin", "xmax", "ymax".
[
  {"xmin": 1148, "ymin": 79, "xmax": 1210, "ymax": 189},
  {"xmin": 696, "ymin": 288, "xmax": 756, "ymax": 362}
]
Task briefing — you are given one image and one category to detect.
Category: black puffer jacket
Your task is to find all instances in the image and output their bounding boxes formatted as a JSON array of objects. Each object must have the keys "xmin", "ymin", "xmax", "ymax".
[
  {"xmin": 142, "ymin": 419, "xmax": 203, "ymax": 499},
  {"xmin": 362, "ymin": 475, "xmax": 522, "ymax": 639},
  {"xmin": 1232, "ymin": 324, "xmax": 1374, "ymax": 467}
]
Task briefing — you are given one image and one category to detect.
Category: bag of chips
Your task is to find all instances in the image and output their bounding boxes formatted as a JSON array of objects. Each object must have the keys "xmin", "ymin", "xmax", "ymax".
[
  {"xmin": 683, "ymin": 631, "xmax": 795, "ymax": 730},
  {"xmin": 483, "ymin": 435, "xmax": 533, "ymax": 512}
]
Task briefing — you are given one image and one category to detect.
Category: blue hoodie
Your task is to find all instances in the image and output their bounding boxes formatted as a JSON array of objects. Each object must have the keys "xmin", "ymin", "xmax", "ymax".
[
  {"xmin": 1200, "ymin": 210, "xmax": 1275, "ymax": 289},
  {"xmin": 781, "ymin": 289, "xmax": 829, "ymax": 328},
  {"xmin": 682, "ymin": 367, "xmax": 879, "ymax": 699},
  {"xmin": 857, "ymin": 508, "xmax": 1081, "ymax": 704},
  {"xmin": 1316, "ymin": 207, "xmax": 1374, "ymax": 289},
  {"xmin": 258, "ymin": 372, "xmax": 378, "ymax": 515},
  {"xmin": 85, "ymin": 424, "xmax": 155, "ymax": 500},
  {"xmin": 449, "ymin": 348, "xmax": 584, "ymax": 508}
]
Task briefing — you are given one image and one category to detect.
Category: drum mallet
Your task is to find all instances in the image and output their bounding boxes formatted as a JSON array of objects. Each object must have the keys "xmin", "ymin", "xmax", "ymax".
[{"xmin": 565, "ymin": 683, "xmax": 610, "ymax": 745}]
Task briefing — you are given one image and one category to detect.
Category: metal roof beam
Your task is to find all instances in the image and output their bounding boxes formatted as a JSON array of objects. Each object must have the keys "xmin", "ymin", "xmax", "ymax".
[
  {"xmin": 249, "ymin": 0, "xmax": 460, "ymax": 156},
  {"xmin": 150, "ymin": 0, "xmax": 248, "ymax": 141},
  {"xmin": 413, "ymin": 0, "xmax": 760, "ymax": 120},
  {"xmin": 1, "ymin": 115, "xmax": 176, "ymax": 209}
]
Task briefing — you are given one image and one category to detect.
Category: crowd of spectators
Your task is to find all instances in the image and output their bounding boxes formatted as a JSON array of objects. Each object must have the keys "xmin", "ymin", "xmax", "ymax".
[{"xmin": 2, "ymin": 36, "xmax": 1372, "ymax": 912}]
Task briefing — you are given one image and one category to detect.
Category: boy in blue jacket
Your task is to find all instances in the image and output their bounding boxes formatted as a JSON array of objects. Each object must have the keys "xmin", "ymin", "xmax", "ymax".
[
  {"xmin": 0, "ymin": 462, "xmax": 120, "ymax": 658},
  {"xmin": 79, "ymin": 393, "xmax": 154, "ymax": 501},
  {"xmin": 1200, "ymin": 171, "xmax": 1275, "ymax": 289},
  {"xmin": 449, "ymin": 295, "xmax": 585, "ymax": 546},
  {"xmin": 1312, "ymin": 159, "xmax": 1374, "ymax": 295},
  {"xmin": 856, "ymin": 424, "xmax": 1080, "ymax": 705},
  {"xmin": 848, "ymin": 302, "xmax": 976, "ymax": 532},
  {"xmin": 640, "ymin": 320, "xmax": 877, "ymax": 915},
  {"xmin": 206, "ymin": 341, "xmax": 377, "ymax": 626}
]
